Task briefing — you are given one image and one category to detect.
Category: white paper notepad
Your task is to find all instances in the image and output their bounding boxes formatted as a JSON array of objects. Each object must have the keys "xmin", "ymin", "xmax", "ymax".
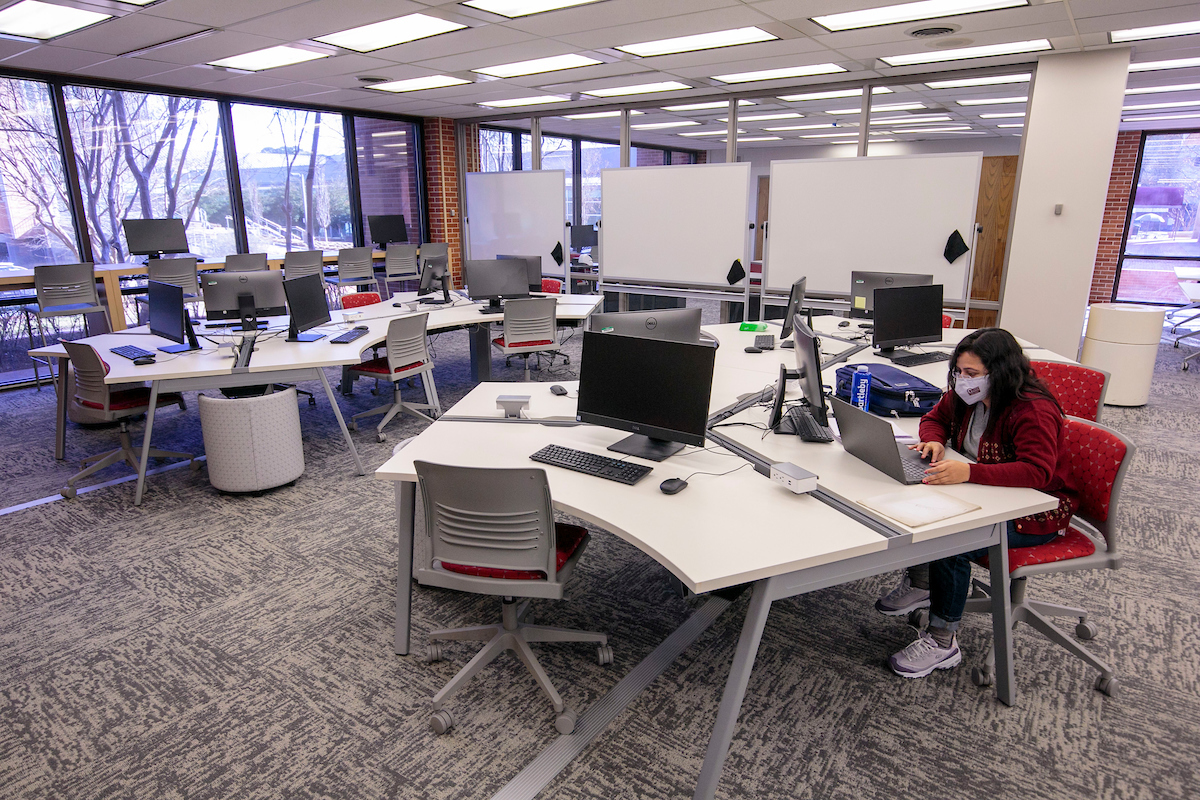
[{"xmin": 860, "ymin": 485, "xmax": 981, "ymax": 528}]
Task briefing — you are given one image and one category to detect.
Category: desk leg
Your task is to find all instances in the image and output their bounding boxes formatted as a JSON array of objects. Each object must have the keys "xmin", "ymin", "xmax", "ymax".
[
  {"xmin": 133, "ymin": 381, "xmax": 159, "ymax": 506},
  {"xmin": 395, "ymin": 480, "xmax": 416, "ymax": 656},
  {"xmin": 988, "ymin": 524, "xmax": 1016, "ymax": 706},
  {"xmin": 470, "ymin": 323, "xmax": 492, "ymax": 382},
  {"xmin": 101, "ymin": 271, "xmax": 126, "ymax": 331},
  {"xmin": 693, "ymin": 580, "xmax": 773, "ymax": 800},
  {"xmin": 317, "ymin": 369, "xmax": 366, "ymax": 476},
  {"xmin": 53, "ymin": 355, "xmax": 68, "ymax": 460}
]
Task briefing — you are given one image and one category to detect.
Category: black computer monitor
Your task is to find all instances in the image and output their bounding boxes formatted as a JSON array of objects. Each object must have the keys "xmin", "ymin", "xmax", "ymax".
[
  {"xmin": 147, "ymin": 280, "xmax": 200, "ymax": 353},
  {"xmin": 577, "ymin": 331, "xmax": 716, "ymax": 461},
  {"xmin": 282, "ymin": 274, "xmax": 331, "ymax": 342},
  {"xmin": 367, "ymin": 214, "xmax": 408, "ymax": 248},
  {"xmin": 123, "ymin": 218, "xmax": 189, "ymax": 257},
  {"xmin": 464, "ymin": 258, "xmax": 528, "ymax": 312},
  {"xmin": 497, "ymin": 254, "xmax": 542, "ymax": 293},
  {"xmin": 849, "ymin": 271, "xmax": 933, "ymax": 319},
  {"xmin": 417, "ymin": 256, "xmax": 451, "ymax": 304},
  {"xmin": 872, "ymin": 284, "xmax": 944, "ymax": 354},
  {"xmin": 792, "ymin": 317, "xmax": 829, "ymax": 426},
  {"xmin": 571, "ymin": 224, "xmax": 598, "ymax": 250},
  {"xmin": 779, "ymin": 277, "xmax": 807, "ymax": 346},
  {"xmin": 587, "ymin": 308, "xmax": 702, "ymax": 344},
  {"xmin": 201, "ymin": 271, "xmax": 288, "ymax": 328}
]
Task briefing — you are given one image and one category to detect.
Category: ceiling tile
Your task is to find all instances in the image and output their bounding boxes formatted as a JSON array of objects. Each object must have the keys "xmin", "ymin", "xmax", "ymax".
[
  {"xmin": 138, "ymin": 65, "xmax": 232, "ymax": 88},
  {"xmin": 503, "ymin": 0, "xmax": 740, "ymax": 36},
  {"xmin": 412, "ymin": 39, "xmax": 592, "ymax": 71},
  {"xmin": 228, "ymin": 0, "xmax": 428, "ymax": 40},
  {"xmin": 194, "ymin": 72, "xmax": 291, "ymax": 93},
  {"xmin": 2, "ymin": 46, "xmax": 110, "ymax": 73},
  {"xmin": 0, "ymin": 38, "xmax": 35, "ymax": 62},
  {"xmin": 72, "ymin": 57, "xmax": 179, "ymax": 82},
  {"xmin": 364, "ymin": 24, "xmax": 537, "ymax": 63},
  {"xmin": 127, "ymin": 30, "xmax": 285, "ymax": 66},
  {"xmin": 240, "ymin": 82, "xmax": 343, "ymax": 100},
  {"xmin": 261, "ymin": 53, "xmax": 398, "ymax": 83},
  {"xmin": 555, "ymin": 6, "xmax": 777, "ymax": 50},
  {"xmin": 148, "ymin": 0, "xmax": 309, "ymax": 29},
  {"xmin": 52, "ymin": 14, "xmax": 210, "ymax": 57}
]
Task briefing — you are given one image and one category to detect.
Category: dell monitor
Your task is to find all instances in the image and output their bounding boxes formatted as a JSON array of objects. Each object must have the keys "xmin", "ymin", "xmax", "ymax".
[
  {"xmin": 577, "ymin": 331, "xmax": 716, "ymax": 461},
  {"xmin": 201, "ymin": 271, "xmax": 287, "ymax": 329},
  {"xmin": 282, "ymin": 274, "xmax": 331, "ymax": 342},
  {"xmin": 588, "ymin": 308, "xmax": 702, "ymax": 344},
  {"xmin": 368, "ymin": 214, "xmax": 408, "ymax": 248},
  {"xmin": 792, "ymin": 317, "xmax": 829, "ymax": 426},
  {"xmin": 571, "ymin": 224, "xmax": 598, "ymax": 250},
  {"xmin": 417, "ymin": 256, "xmax": 451, "ymax": 305},
  {"xmin": 497, "ymin": 253, "xmax": 542, "ymax": 293},
  {"xmin": 849, "ymin": 271, "xmax": 933, "ymax": 319},
  {"xmin": 778, "ymin": 277, "xmax": 807, "ymax": 348},
  {"xmin": 123, "ymin": 218, "xmax": 189, "ymax": 258},
  {"xmin": 147, "ymin": 280, "xmax": 200, "ymax": 353},
  {"xmin": 872, "ymin": 284, "xmax": 944, "ymax": 355},
  {"xmin": 464, "ymin": 258, "xmax": 528, "ymax": 312}
]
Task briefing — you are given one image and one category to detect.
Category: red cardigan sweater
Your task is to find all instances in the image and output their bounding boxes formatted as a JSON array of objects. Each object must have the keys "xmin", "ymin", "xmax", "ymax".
[{"xmin": 919, "ymin": 393, "xmax": 1079, "ymax": 537}]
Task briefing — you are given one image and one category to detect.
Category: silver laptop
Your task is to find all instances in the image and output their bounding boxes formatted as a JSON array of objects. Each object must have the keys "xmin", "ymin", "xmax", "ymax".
[{"xmin": 830, "ymin": 396, "xmax": 931, "ymax": 485}]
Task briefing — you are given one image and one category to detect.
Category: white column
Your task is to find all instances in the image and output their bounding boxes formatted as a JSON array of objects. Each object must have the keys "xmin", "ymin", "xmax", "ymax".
[{"xmin": 998, "ymin": 48, "xmax": 1131, "ymax": 358}]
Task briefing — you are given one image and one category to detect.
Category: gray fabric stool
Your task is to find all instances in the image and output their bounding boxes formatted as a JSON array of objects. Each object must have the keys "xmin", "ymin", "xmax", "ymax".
[{"xmin": 199, "ymin": 388, "xmax": 304, "ymax": 492}]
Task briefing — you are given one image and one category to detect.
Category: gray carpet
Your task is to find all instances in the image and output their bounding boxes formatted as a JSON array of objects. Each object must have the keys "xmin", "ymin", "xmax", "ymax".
[{"xmin": 1, "ymin": 312, "xmax": 1197, "ymax": 800}]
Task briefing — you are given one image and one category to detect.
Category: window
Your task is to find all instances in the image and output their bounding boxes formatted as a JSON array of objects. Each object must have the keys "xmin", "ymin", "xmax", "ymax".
[
  {"xmin": 579, "ymin": 139, "xmax": 619, "ymax": 224},
  {"xmin": 479, "ymin": 127, "xmax": 514, "ymax": 172},
  {"xmin": 232, "ymin": 104, "xmax": 351, "ymax": 258},
  {"xmin": 354, "ymin": 117, "xmax": 422, "ymax": 245},
  {"xmin": 63, "ymin": 86, "xmax": 232, "ymax": 263}
]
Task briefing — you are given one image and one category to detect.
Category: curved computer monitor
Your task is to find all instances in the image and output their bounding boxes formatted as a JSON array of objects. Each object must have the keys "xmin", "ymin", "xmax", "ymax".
[
  {"xmin": 779, "ymin": 277, "xmax": 807, "ymax": 343},
  {"xmin": 496, "ymin": 253, "xmax": 542, "ymax": 293},
  {"xmin": 123, "ymin": 218, "xmax": 189, "ymax": 257},
  {"xmin": 588, "ymin": 308, "xmax": 702, "ymax": 344},
  {"xmin": 464, "ymin": 259, "xmax": 528, "ymax": 312},
  {"xmin": 850, "ymin": 271, "xmax": 933, "ymax": 319},
  {"xmin": 368, "ymin": 214, "xmax": 408, "ymax": 247},
  {"xmin": 201, "ymin": 271, "xmax": 287, "ymax": 321}
]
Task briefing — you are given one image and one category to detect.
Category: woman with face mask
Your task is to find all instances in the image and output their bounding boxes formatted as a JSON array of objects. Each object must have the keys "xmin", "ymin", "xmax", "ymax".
[{"xmin": 877, "ymin": 327, "xmax": 1079, "ymax": 678}]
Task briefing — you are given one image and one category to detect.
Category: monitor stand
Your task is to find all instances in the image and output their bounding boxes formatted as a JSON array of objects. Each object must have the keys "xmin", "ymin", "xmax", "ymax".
[
  {"xmin": 780, "ymin": 340, "xmax": 794, "ymax": 349},
  {"xmin": 480, "ymin": 298, "xmax": 503, "ymax": 314},
  {"xmin": 157, "ymin": 313, "xmax": 201, "ymax": 354},
  {"xmin": 607, "ymin": 434, "xmax": 685, "ymax": 462}
]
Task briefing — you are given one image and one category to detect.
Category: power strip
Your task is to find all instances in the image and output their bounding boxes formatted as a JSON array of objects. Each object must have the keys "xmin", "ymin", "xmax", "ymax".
[{"xmin": 770, "ymin": 462, "xmax": 817, "ymax": 495}]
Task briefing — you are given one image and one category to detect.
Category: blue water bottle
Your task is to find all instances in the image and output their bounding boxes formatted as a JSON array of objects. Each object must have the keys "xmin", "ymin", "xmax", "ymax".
[{"xmin": 852, "ymin": 365, "xmax": 871, "ymax": 411}]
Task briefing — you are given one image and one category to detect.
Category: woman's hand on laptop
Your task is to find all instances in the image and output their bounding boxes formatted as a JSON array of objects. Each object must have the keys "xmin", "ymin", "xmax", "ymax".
[
  {"xmin": 909, "ymin": 440, "xmax": 944, "ymax": 463},
  {"xmin": 922, "ymin": 459, "xmax": 969, "ymax": 485}
]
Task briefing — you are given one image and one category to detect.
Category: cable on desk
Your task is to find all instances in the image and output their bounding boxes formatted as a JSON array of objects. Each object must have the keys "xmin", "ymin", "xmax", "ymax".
[{"xmin": 677, "ymin": 462, "xmax": 752, "ymax": 483}]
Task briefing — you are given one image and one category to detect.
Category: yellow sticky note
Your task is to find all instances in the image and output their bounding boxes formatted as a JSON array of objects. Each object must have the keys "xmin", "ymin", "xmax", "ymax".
[{"xmin": 854, "ymin": 296, "xmax": 867, "ymax": 310}]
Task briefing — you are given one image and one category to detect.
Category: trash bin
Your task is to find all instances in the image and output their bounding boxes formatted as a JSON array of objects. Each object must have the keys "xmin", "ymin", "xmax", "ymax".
[
  {"xmin": 199, "ymin": 388, "xmax": 305, "ymax": 492},
  {"xmin": 1080, "ymin": 303, "xmax": 1165, "ymax": 406}
]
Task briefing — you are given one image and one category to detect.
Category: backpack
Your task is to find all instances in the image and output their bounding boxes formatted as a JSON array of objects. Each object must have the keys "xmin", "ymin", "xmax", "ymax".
[{"xmin": 833, "ymin": 363, "xmax": 943, "ymax": 416}]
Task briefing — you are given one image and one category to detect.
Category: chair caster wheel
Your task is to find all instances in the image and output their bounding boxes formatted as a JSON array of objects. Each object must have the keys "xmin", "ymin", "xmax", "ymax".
[
  {"xmin": 1076, "ymin": 620, "xmax": 1098, "ymax": 640},
  {"xmin": 308, "ymin": 397, "xmax": 316, "ymax": 406},
  {"xmin": 555, "ymin": 708, "xmax": 577, "ymax": 735},
  {"xmin": 1095, "ymin": 674, "xmax": 1118, "ymax": 697},
  {"xmin": 1174, "ymin": 340, "xmax": 1180, "ymax": 348},
  {"xmin": 190, "ymin": 459, "xmax": 201, "ymax": 472},
  {"xmin": 563, "ymin": 356, "xmax": 570, "ymax": 365},
  {"xmin": 60, "ymin": 485, "xmax": 76, "ymax": 499},
  {"xmin": 430, "ymin": 709, "xmax": 453, "ymax": 734},
  {"xmin": 377, "ymin": 433, "xmax": 387, "ymax": 443},
  {"xmin": 348, "ymin": 421, "xmax": 358, "ymax": 432},
  {"xmin": 426, "ymin": 642, "xmax": 445, "ymax": 663},
  {"xmin": 597, "ymin": 645, "xmax": 613, "ymax": 666},
  {"xmin": 906, "ymin": 608, "xmax": 929, "ymax": 630},
  {"xmin": 1183, "ymin": 363, "xmax": 1190, "ymax": 372},
  {"xmin": 971, "ymin": 666, "xmax": 994, "ymax": 687}
]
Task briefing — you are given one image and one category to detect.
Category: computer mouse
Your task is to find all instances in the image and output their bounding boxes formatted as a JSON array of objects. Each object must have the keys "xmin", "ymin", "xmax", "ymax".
[
  {"xmin": 354, "ymin": 325, "xmax": 369, "ymax": 330},
  {"xmin": 744, "ymin": 346, "xmax": 762, "ymax": 354},
  {"xmin": 838, "ymin": 320, "xmax": 850, "ymax": 328},
  {"xmin": 133, "ymin": 356, "xmax": 156, "ymax": 365},
  {"xmin": 549, "ymin": 384, "xmax": 568, "ymax": 396},
  {"xmin": 659, "ymin": 478, "xmax": 688, "ymax": 495},
  {"xmin": 392, "ymin": 302, "xmax": 404, "ymax": 308}
]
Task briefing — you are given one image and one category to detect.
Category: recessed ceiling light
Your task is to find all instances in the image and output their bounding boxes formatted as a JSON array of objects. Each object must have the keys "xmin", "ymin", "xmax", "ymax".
[
  {"xmin": 0, "ymin": 0, "xmax": 111, "ymax": 39},
  {"xmin": 828, "ymin": 102, "xmax": 926, "ymax": 114},
  {"xmin": 717, "ymin": 113, "xmax": 803, "ymax": 122},
  {"xmin": 813, "ymin": 0, "xmax": 1027, "ymax": 32},
  {"xmin": 315, "ymin": 14, "xmax": 465, "ymax": 52},
  {"xmin": 583, "ymin": 81, "xmax": 690, "ymax": 97},
  {"xmin": 209, "ymin": 46, "xmax": 328, "ymax": 71},
  {"xmin": 1111, "ymin": 20, "xmax": 1200, "ymax": 44},
  {"xmin": 720, "ymin": 136, "xmax": 783, "ymax": 142},
  {"xmin": 778, "ymin": 87, "xmax": 893, "ymax": 102},
  {"xmin": 871, "ymin": 114, "xmax": 954, "ymax": 124},
  {"xmin": 882, "ymin": 39, "xmax": 1050, "ymax": 67},
  {"xmin": 979, "ymin": 111, "xmax": 1025, "ymax": 118},
  {"xmin": 631, "ymin": 120, "xmax": 701, "ymax": 129},
  {"xmin": 617, "ymin": 27, "xmax": 776, "ymax": 58},
  {"xmin": 473, "ymin": 53, "xmax": 601, "ymax": 78},
  {"xmin": 561, "ymin": 109, "xmax": 645, "ymax": 119},
  {"xmin": 712, "ymin": 64, "xmax": 845, "ymax": 83},
  {"xmin": 678, "ymin": 129, "xmax": 746, "ymax": 136},
  {"xmin": 368, "ymin": 75, "xmax": 472, "ymax": 93},
  {"xmin": 894, "ymin": 125, "xmax": 973, "ymax": 132},
  {"xmin": 1126, "ymin": 82, "xmax": 1200, "ymax": 95},
  {"xmin": 831, "ymin": 138, "xmax": 894, "ymax": 144},
  {"xmin": 764, "ymin": 123, "xmax": 840, "ymax": 131},
  {"xmin": 1122, "ymin": 111, "xmax": 1200, "ymax": 122},
  {"xmin": 462, "ymin": 0, "xmax": 600, "ymax": 18},
  {"xmin": 477, "ymin": 95, "xmax": 570, "ymax": 108},
  {"xmin": 801, "ymin": 131, "xmax": 867, "ymax": 138},
  {"xmin": 1129, "ymin": 57, "xmax": 1200, "ymax": 72},
  {"xmin": 957, "ymin": 95, "xmax": 1026, "ymax": 105},
  {"xmin": 996, "ymin": 123, "xmax": 1024, "ymax": 128},
  {"xmin": 925, "ymin": 73, "xmax": 1030, "ymax": 88},
  {"xmin": 662, "ymin": 100, "xmax": 755, "ymax": 111},
  {"xmin": 1123, "ymin": 99, "xmax": 1200, "ymax": 111}
]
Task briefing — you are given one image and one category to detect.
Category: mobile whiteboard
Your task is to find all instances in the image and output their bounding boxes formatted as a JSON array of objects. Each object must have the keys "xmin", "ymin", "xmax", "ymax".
[{"xmin": 465, "ymin": 170, "xmax": 568, "ymax": 277}]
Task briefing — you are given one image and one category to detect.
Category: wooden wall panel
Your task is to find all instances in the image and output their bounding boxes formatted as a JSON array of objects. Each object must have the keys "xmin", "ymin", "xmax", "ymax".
[{"xmin": 967, "ymin": 155, "xmax": 1018, "ymax": 328}]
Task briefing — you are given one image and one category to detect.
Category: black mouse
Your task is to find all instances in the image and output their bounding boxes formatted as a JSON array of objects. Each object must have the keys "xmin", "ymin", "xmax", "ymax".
[
  {"xmin": 660, "ymin": 478, "xmax": 688, "ymax": 495},
  {"xmin": 133, "ymin": 356, "xmax": 155, "ymax": 365},
  {"xmin": 354, "ymin": 325, "xmax": 369, "ymax": 330},
  {"xmin": 393, "ymin": 302, "xmax": 404, "ymax": 308},
  {"xmin": 744, "ymin": 346, "xmax": 762, "ymax": 354},
  {"xmin": 838, "ymin": 320, "xmax": 850, "ymax": 328},
  {"xmin": 550, "ymin": 384, "xmax": 568, "ymax": 396}
]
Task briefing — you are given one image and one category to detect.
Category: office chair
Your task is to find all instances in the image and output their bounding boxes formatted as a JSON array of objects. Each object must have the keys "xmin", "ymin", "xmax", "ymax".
[
  {"xmin": 223, "ymin": 253, "xmax": 269, "ymax": 272},
  {"xmin": 541, "ymin": 277, "xmax": 563, "ymax": 294},
  {"xmin": 380, "ymin": 243, "xmax": 420, "ymax": 298},
  {"xmin": 341, "ymin": 292, "xmax": 381, "ymax": 310},
  {"xmin": 346, "ymin": 313, "xmax": 440, "ymax": 441},
  {"xmin": 22, "ymin": 262, "xmax": 110, "ymax": 390},
  {"xmin": 414, "ymin": 460, "xmax": 611, "ymax": 735},
  {"xmin": 491, "ymin": 297, "xmax": 563, "ymax": 381},
  {"xmin": 1031, "ymin": 361, "xmax": 1110, "ymax": 422},
  {"xmin": 146, "ymin": 257, "xmax": 201, "ymax": 299},
  {"xmin": 326, "ymin": 246, "xmax": 376, "ymax": 307},
  {"xmin": 283, "ymin": 249, "xmax": 324, "ymax": 280},
  {"xmin": 59, "ymin": 341, "xmax": 193, "ymax": 498},
  {"xmin": 963, "ymin": 416, "xmax": 1134, "ymax": 696}
]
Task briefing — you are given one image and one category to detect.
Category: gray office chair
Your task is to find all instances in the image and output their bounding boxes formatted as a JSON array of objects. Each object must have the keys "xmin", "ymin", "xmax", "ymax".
[
  {"xmin": 223, "ymin": 252, "xmax": 269, "ymax": 272},
  {"xmin": 491, "ymin": 297, "xmax": 561, "ymax": 380},
  {"xmin": 380, "ymin": 243, "xmax": 420, "ymax": 298},
  {"xmin": 147, "ymin": 257, "xmax": 201, "ymax": 299},
  {"xmin": 346, "ymin": 313, "xmax": 441, "ymax": 441},
  {"xmin": 283, "ymin": 249, "xmax": 324, "ymax": 280},
  {"xmin": 22, "ymin": 262, "xmax": 110, "ymax": 390},
  {"xmin": 326, "ymin": 246, "xmax": 376, "ymax": 306},
  {"xmin": 414, "ymin": 460, "xmax": 611, "ymax": 735}
]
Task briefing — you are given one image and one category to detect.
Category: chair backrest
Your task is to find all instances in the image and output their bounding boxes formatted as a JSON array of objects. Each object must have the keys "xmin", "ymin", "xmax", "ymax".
[
  {"xmin": 541, "ymin": 277, "xmax": 563, "ymax": 294},
  {"xmin": 502, "ymin": 297, "xmax": 558, "ymax": 349},
  {"xmin": 384, "ymin": 243, "xmax": 420, "ymax": 279},
  {"xmin": 941, "ymin": 313, "xmax": 953, "ymax": 328},
  {"xmin": 147, "ymin": 257, "xmax": 200, "ymax": 296},
  {"xmin": 33, "ymin": 262, "xmax": 101, "ymax": 311},
  {"xmin": 61, "ymin": 340, "xmax": 110, "ymax": 412},
  {"xmin": 414, "ymin": 460, "xmax": 559, "ymax": 591},
  {"xmin": 386, "ymin": 312, "xmax": 432, "ymax": 373},
  {"xmin": 1060, "ymin": 416, "xmax": 1135, "ymax": 555},
  {"xmin": 1032, "ymin": 360, "xmax": 1109, "ymax": 422},
  {"xmin": 341, "ymin": 292, "xmax": 381, "ymax": 310},
  {"xmin": 283, "ymin": 250, "xmax": 323, "ymax": 279},
  {"xmin": 420, "ymin": 242, "xmax": 449, "ymax": 270},
  {"xmin": 337, "ymin": 246, "xmax": 375, "ymax": 281},
  {"xmin": 224, "ymin": 253, "xmax": 268, "ymax": 272}
]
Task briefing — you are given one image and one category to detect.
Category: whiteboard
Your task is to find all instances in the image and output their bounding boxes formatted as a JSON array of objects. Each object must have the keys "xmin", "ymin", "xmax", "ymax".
[
  {"xmin": 465, "ymin": 170, "xmax": 568, "ymax": 274},
  {"xmin": 763, "ymin": 153, "xmax": 982, "ymax": 301},
  {"xmin": 600, "ymin": 162, "xmax": 753, "ymax": 288}
]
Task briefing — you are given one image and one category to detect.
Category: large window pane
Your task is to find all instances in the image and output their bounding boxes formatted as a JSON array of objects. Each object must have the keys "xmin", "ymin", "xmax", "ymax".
[
  {"xmin": 64, "ymin": 86, "xmax": 233, "ymax": 263},
  {"xmin": 355, "ymin": 117, "xmax": 422, "ymax": 245},
  {"xmin": 580, "ymin": 140, "xmax": 619, "ymax": 224},
  {"xmin": 540, "ymin": 136, "xmax": 573, "ymax": 223},
  {"xmin": 480, "ymin": 128, "xmax": 514, "ymax": 172},
  {"xmin": 232, "ymin": 104, "xmax": 351, "ymax": 258},
  {"xmin": 1114, "ymin": 257, "xmax": 1197, "ymax": 304},
  {"xmin": 1125, "ymin": 133, "xmax": 1200, "ymax": 260}
]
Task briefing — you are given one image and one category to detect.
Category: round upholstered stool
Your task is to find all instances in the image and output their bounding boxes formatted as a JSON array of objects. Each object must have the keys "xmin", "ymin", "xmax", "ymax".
[
  {"xmin": 1080, "ymin": 303, "xmax": 1165, "ymax": 406},
  {"xmin": 199, "ymin": 388, "xmax": 305, "ymax": 492}
]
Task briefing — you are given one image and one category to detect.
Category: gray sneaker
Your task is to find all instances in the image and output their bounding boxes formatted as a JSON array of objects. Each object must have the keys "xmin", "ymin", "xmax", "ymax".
[
  {"xmin": 875, "ymin": 572, "xmax": 931, "ymax": 616},
  {"xmin": 889, "ymin": 631, "xmax": 961, "ymax": 678}
]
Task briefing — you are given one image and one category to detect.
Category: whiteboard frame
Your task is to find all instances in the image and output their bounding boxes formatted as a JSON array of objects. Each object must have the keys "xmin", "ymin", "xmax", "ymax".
[{"xmin": 464, "ymin": 169, "xmax": 570, "ymax": 287}]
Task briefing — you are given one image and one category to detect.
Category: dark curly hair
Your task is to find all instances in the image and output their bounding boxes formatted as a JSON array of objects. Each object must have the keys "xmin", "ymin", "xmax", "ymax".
[{"xmin": 946, "ymin": 328, "xmax": 1061, "ymax": 436}]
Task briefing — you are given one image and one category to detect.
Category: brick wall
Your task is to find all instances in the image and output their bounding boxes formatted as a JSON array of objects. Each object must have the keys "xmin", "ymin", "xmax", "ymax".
[
  {"xmin": 422, "ymin": 117, "xmax": 463, "ymax": 287},
  {"xmin": 695, "ymin": 150, "xmax": 708, "ymax": 164},
  {"xmin": 1089, "ymin": 131, "xmax": 1141, "ymax": 304},
  {"xmin": 635, "ymin": 148, "xmax": 665, "ymax": 166}
]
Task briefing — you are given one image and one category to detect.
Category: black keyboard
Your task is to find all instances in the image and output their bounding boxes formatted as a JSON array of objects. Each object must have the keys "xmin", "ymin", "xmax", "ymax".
[
  {"xmin": 530, "ymin": 444, "xmax": 653, "ymax": 486},
  {"xmin": 754, "ymin": 334, "xmax": 776, "ymax": 350},
  {"xmin": 786, "ymin": 406, "xmax": 834, "ymax": 443},
  {"xmin": 890, "ymin": 350, "xmax": 951, "ymax": 367},
  {"xmin": 330, "ymin": 328, "xmax": 368, "ymax": 344},
  {"xmin": 110, "ymin": 345, "xmax": 155, "ymax": 361}
]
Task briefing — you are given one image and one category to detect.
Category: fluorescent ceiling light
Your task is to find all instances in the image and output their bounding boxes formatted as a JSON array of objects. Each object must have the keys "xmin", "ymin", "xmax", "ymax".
[
  {"xmin": 1122, "ymin": 111, "xmax": 1200, "ymax": 122},
  {"xmin": 630, "ymin": 120, "xmax": 701, "ymax": 129},
  {"xmin": 996, "ymin": 123, "xmax": 1024, "ymax": 128},
  {"xmin": 957, "ymin": 95, "xmax": 1026, "ymax": 105},
  {"xmin": 369, "ymin": 75, "xmax": 471, "ymax": 93},
  {"xmin": 814, "ymin": 0, "xmax": 1027, "ymax": 32},
  {"xmin": 1129, "ymin": 57, "xmax": 1200, "ymax": 72},
  {"xmin": 801, "ymin": 131, "xmax": 866, "ymax": 138},
  {"xmin": 721, "ymin": 136, "xmax": 782, "ymax": 142},
  {"xmin": 562, "ymin": 109, "xmax": 644, "ymax": 119},
  {"xmin": 764, "ymin": 123, "xmax": 840, "ymax": 131},
  {"xmin": 832, "ymin": 138, "xmax": 894, "ymax": 144},
  {"xmin": 1123, "ymin": 99, "xmax": 1200, "ymax": 111},
  {"xmin": 316, "ymin": 14, "xmax": 465, "ymax": 52},
  {"xmin": 662, "ymin": 100, "xmax": 755, "ymax": 111},
  {"xmin": 679, "ymin": 129, "xmax": 746, "ymax": 136},
  {"xmin": 828, "ymin": 102, "xmax": 926, "ymax": 114},
  {"xmin": 779, "ymin": 87, "xmax": 892, "ymax": 102},
  {"xmin": 717, "ymin": 113, "xmax": 803, "ymax": 122},
  {"xmin": 882, "ymin": 39, "xmax": 1050, "ymax": 67},
  {"xmin": 712, "ymin": 64, "xmax": 845, "ymax": 83},
  {"xmin": 1126, "ymin": 82, "xmax": 1200, "ymax": 95},
  {"xmin": 583, "ymin": 81, "xmax": 690, "ymax": 97},
  {"xmin": 979, "ymin": 111, "xmax": 1025, "ymax": 118},
  {"xmin": 895, "ymin": 125, "xmax": 973, "ymax": 132},
  {"xmin": 473, "ymin": 53, "xmax": 601, "ymax": 78},
  {"xmin": 617, "ymin": 27, "xmax": 776, "ymax": 58},
  {"xmin": 209, "ymin": 46, "xmax": 328, "ymax": 71},
  {"xmin": 0, "ymin": 0, "xmax": 111, "ymax": 39},
  {"xmin": 1111, "ymin": 20, "xmax": 1200, "ymax": 44},
  {"xmin": 477, "ymin": 95, "xmax": 569, "ymax": 108},
  {"xmin": 463, "ymin": 0, "xmax": 600, "ymax": 18},
  {"xmin": 871, "ymin": 114, "xmax": 953, "ymax": 124},
  {"xmin": 925, "ymin": 73, "xmax": 1029, "ymax": 88}
]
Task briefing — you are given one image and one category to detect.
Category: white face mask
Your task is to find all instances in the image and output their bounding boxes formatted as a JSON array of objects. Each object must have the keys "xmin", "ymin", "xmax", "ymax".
[{"xmin": 954, "ymin": 374, "xmax": 990, "ymax": 405}]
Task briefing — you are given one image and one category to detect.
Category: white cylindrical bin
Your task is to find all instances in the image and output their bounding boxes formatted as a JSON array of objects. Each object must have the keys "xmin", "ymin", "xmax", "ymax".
[{"xmin": 1080, "ymin": 303, "xmax": 1165, "ymax": 406}]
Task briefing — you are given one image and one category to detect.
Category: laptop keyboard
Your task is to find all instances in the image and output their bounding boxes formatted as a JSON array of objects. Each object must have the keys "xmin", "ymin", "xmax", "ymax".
[{"xmin": 900, "ymin": 450, "xmax": 930, "ymax": 481}]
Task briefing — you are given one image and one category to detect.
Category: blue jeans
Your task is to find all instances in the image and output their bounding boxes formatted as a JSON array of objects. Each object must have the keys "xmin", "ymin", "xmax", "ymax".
[{"xmin": 928, "ymin": 521, "xmax": 1057, "ymax": 632}]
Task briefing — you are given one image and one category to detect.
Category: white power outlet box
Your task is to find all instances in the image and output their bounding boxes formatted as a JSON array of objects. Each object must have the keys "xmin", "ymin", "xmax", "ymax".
[{"xmin": 770, "ymin": 462, "xmax": 817, "ymax": 494}]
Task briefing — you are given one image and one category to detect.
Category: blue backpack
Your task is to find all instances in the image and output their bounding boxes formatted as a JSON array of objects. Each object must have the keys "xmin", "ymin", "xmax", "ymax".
[{"xmin": 833, "ymin": 363, "xmax": 943, "ymax": 416}]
